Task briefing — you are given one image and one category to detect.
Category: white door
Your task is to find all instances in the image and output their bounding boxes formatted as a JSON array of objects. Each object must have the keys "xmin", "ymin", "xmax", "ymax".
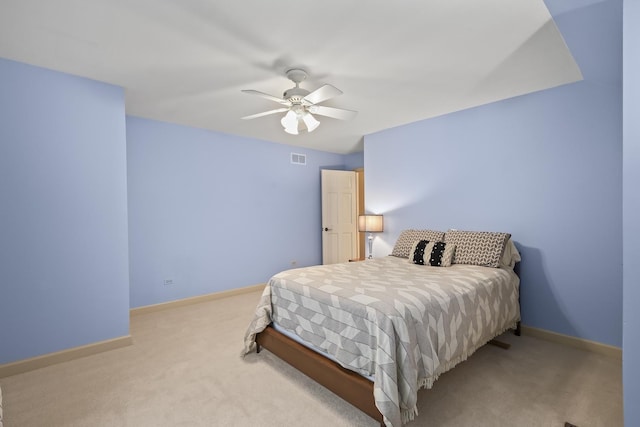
[{"xmin": 321, "ymin": 169, "xmax": 358, "ymax": 264}]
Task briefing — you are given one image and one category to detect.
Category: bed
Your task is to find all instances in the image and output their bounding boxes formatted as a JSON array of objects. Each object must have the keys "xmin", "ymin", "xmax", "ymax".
[{"xmin": 243, "ymin": 229, "xmax": 521, "ymax": 427}]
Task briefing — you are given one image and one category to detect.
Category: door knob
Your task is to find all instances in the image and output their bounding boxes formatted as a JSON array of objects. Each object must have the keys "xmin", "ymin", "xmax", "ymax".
[{"xmin": 323, "ymin": 227, "xmax": 331, "ymax": 231}]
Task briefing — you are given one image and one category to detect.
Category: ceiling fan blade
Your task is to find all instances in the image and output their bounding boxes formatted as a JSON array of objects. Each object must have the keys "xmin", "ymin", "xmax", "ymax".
[
  {"xmin": 302, "ymin": 84, "xmax": 343, "ymax": 105},
  {"xmin": 241, "ymin": 89, "xmax": 292, "ymax": 106},
  {"xmin": 241, "ymin": 108, "xmax": 290, "ymax": 120},
  {"xmin": 308, "ymin": 105, "xmax": 357, "ymax": 120}
]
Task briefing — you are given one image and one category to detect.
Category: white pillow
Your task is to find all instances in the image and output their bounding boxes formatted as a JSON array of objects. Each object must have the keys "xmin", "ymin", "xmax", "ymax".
[{"xmin": 499, "ymin": 238, "xmax": 521, "ymax": 269}]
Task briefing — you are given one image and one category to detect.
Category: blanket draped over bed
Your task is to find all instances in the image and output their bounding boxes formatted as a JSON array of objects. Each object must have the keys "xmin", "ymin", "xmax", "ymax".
[{"xmin": 243, "ymin": 256, "xmax": 520, "ymax": 427}]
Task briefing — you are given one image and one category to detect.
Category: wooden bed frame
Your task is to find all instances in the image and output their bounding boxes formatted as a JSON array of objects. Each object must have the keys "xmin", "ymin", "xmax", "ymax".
[
  {"xmin": 255, "ymin": 324, "xmax": 383, "ymax": 425},
  {"xmin": 255, "ymin": 322, "xmax": 521, "ymax": 426}
]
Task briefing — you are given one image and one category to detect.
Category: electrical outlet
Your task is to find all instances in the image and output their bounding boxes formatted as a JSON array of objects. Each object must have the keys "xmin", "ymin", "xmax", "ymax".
[{"xmin": 163, "ymin": 279, "xmax": 174, "ymax": 286}]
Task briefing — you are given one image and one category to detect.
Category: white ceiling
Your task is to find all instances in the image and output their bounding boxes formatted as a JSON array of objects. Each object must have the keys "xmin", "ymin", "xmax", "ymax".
[{"xmin": 0, "ymin": 0, "xmax": 582, "ymax": 154}]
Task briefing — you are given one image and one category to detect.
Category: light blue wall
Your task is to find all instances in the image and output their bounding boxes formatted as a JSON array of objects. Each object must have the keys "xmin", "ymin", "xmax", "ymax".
[
  {"xmin": 127, "ymin": 117, "xmax": 346, "ymax": 308},
  {"xmin": 0, "ymin": 58, "xmax": 130, "ymax": 364},
  {"xmin": 623, "ymin": 0, "xmax": 639, "ymax": 423},
  {"xmin": 364, "ymin": 0, "xmax": 622, "ymax": 346},
  {"xmin": 344, "ymin": 150, "xmax": 364, "ymax": 170}
]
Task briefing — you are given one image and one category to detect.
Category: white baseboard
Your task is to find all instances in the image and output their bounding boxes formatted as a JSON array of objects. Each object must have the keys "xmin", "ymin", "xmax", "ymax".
[
  {"xmin": 130, "ymin": 283, "xmax": 266, "ymax": 316},
  {"xmin": 0, "ymin": 335, "xmax": 133, "ymax": 378},
  {"xmin": 521, "ymin": 325, "xmax": 621, "ymax": 360}
]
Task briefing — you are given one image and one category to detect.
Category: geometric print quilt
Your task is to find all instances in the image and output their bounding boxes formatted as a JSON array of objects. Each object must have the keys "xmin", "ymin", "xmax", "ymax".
[{"xmin": 243, "ymin": 256, "xmax": 520, "ymax": 427}]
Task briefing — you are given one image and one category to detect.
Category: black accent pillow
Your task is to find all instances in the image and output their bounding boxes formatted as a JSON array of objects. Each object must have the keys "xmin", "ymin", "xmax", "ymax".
[{"xmin": 409, "ymin": 240, "xmax": 455, "ymax": 267}]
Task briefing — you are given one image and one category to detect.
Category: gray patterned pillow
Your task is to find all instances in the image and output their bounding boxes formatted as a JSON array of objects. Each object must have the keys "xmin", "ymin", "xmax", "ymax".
[
  {"xmin": 444, "ymin": 230, "xmax": 511, "ymax": 268},
  {"xmin": 391, "ymin": 229, "xmax": 446, "ymax": 258}
]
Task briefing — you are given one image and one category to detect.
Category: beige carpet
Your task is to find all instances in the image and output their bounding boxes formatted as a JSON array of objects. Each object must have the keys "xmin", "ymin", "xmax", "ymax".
[{"xmin": 0, "ymin": 290, "xmax": 622, "ymax": 427}]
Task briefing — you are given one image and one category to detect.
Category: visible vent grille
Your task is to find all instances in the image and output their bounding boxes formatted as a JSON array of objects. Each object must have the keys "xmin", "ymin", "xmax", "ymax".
[{"xmin": 291, "ymin": 153, "xmax": 306, "ymax": 165}]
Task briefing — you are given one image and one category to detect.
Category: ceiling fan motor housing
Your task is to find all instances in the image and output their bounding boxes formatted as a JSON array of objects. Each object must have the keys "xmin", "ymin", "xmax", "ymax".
[
  {"xmin": 283, "ymin": 68, "xmax": 311, "ymax": 103},
  {"xmin": 283, "ymin": 86, "xmax": 310, "ymax": 103}
]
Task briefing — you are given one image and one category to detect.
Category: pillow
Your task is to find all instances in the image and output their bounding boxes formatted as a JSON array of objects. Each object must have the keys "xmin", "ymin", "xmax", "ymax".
[
  {"xmin": 444, "ymin": 230, "xmax": 511, "ymax": 268},
  {"xmin": 499, "ymin": 238, "xmax": 521, "ymax": 269},
  {"xmin": 391, "ymin": 229, "xmax": 446, "ymax": 258},
  {"xmin": 409, "ymin": 240, "xmax": 455, "ymax": 267}
]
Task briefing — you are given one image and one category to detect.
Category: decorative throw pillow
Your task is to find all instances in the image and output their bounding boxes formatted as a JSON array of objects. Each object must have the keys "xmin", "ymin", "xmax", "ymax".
[
  {"xmin": 409, "ymin": 240, "xmax": 455, "ymax": 267},
  {"xmin": 444, "ymin": 230, "xmax": 511, "ymax": 268},
  {"xmin": 391, "ymin": 229, "xmax": 446, "ymax": 258},
  {"xmin": 499, "ymin": 238, "xmax": 521, "ymax": 269}
]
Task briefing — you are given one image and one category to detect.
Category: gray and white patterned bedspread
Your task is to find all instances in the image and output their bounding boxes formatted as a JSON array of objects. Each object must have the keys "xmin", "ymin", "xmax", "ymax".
[{"xmin": 243, "ymin": 256, "xmax": 520, "ymax": 427}]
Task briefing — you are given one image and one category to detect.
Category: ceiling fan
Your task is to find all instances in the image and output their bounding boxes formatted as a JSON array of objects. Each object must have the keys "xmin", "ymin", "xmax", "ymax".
[{"xmin": 241, "ymin": 69, "xmax": 357, "ymax": 135}]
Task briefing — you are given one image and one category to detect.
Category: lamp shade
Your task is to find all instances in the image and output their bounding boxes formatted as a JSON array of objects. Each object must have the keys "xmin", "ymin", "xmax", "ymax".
[
  {"xmin": 281, "ymin": 110, "xmax": 299, "ymax": 134},
  {"xmin": 358, "ymin": 214, "xmax": 384, "ymax": 233},
  {"xmin": 302, "ymin": 112, "xmax": 320, "ymax": 132}
]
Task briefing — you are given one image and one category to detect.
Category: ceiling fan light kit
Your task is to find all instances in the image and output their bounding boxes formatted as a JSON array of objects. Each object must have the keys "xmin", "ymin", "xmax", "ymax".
[
  {"xmin": 280, "ymin": 105, "xmax": 321, "ymax": 135},
  {"xmin": 242, "ymin": 68, "xmax": 357, "ymax": 135}
]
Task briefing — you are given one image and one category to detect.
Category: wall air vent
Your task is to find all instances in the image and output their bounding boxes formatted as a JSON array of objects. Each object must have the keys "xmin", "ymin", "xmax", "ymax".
[{"xmin": 290, "ymin": 153, "xmax": 307, "ymax": 165}]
